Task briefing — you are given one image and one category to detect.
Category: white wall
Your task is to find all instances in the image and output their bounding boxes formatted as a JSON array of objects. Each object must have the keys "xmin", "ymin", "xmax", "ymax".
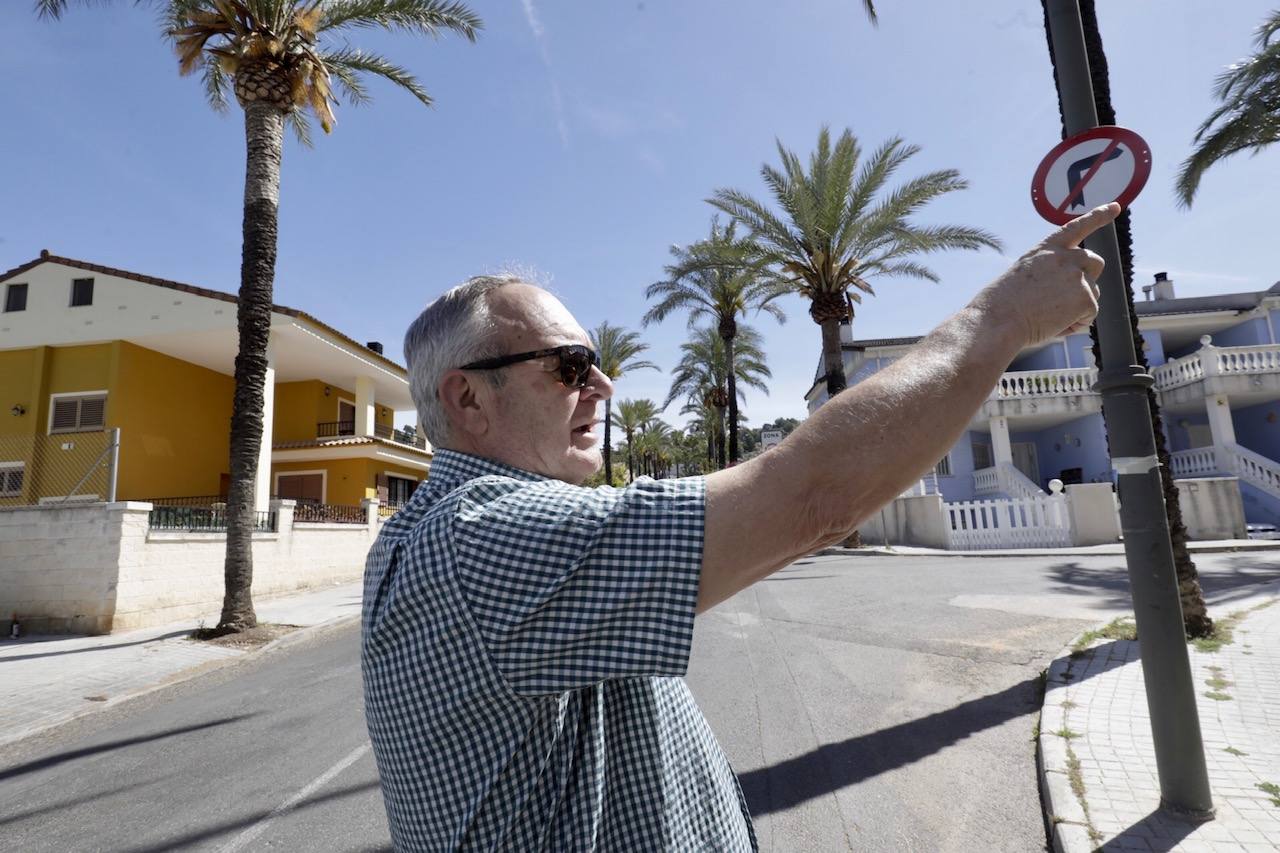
[
  {"xmin": 1, "ymin": 499, "xmax": 378, "ymax": 635},
  {"xmin": 1174, "ymin": 477, "xmax": 1247, "ymax": 541}
]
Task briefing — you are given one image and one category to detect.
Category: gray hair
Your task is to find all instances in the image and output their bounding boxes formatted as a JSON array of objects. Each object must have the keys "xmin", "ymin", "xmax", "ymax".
[{"xmin": 404, "ymin": 275, "xmax": 523, "ymax": 446}]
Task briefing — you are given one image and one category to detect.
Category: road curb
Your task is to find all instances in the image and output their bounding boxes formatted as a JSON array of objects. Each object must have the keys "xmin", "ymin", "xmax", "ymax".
[
  {"xmin": 0, "ymin": 614, "xmax": 361, "ymax": 751},
  {"xmin": 820, "ymin": 541, "xmax": 1280, "ymax": 559}
]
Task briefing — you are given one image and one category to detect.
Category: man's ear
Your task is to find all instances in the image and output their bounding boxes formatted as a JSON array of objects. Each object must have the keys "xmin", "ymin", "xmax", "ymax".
[{"xmin": 438, "ymin": 370, "xmax": 490, "ymax": 438}]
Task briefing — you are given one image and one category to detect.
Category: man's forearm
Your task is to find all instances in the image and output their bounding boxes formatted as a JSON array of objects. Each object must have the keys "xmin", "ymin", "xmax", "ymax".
[{"xmin": 770, "ymin": 299, "xmax": 1025, "ymax": 538}]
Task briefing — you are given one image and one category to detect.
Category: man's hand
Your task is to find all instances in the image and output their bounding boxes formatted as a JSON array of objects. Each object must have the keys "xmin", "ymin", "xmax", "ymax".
[{"xmin": 976, "ymin": 202, "xmax": 1118, "ymax": 348}]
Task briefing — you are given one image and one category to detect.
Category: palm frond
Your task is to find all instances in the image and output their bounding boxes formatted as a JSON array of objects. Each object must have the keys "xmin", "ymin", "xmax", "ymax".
[
  {"xmin": 287, "ymin": 108, "xmax": 316, "ymax": 146},
  {"xmin": 202, "ymin": 54, "xmax": 231, "ymax": 111},
  {"xmin": 319, "ymin": 0, "xmax": 481, "ymax": 40},
  {"xmin": 319, "ymin": 46, "xmax": 432, "ymax": 106}
]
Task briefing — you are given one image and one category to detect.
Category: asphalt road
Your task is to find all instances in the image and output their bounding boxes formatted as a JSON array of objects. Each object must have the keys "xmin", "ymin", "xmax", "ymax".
[{"xmin": 1, "ymin": 551, "xmax": 1275, "ymax": 852}]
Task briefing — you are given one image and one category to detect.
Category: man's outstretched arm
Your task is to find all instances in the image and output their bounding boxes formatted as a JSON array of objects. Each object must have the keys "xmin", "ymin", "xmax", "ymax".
[{"xmin": 697, "ymin": 203, "xmax": 1118, "ymax": 613}]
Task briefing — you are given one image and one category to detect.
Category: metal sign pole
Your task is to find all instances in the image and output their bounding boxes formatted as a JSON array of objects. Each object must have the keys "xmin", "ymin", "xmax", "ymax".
[{"xmin": 1044, "ymin": 0, "xmax": 1213, "ymax": 820}]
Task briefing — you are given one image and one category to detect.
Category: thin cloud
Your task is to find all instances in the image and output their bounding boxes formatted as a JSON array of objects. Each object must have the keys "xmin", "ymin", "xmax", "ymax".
[{"xmin": 519, "ymin": 0, "xmax": 569, "ymax": 148}]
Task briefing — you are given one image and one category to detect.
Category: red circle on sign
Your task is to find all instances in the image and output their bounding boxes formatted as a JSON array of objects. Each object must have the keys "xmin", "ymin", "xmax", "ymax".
[{"xmin": 1030, "ymin": 126, "xmax": 1151, "ymax": 226}]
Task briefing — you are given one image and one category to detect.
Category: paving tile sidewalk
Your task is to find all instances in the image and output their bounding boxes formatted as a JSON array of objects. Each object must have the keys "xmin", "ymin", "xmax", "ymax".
[
  {"xmin": 0, "ymin": 581, "xmax": 363, "ymax": 750},
  {"xmin": 1040, "ymin": 582, "xmax": 1280, "ymax": 852}
]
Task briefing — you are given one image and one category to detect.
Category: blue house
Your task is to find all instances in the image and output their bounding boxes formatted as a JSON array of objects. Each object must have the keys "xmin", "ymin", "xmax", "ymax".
[{"xmin": 805, "ymin": 274, "xmax": 1280, "ymax": 528}]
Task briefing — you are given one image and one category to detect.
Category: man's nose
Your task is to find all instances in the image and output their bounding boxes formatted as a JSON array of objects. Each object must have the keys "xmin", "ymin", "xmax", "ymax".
[{"xmin": 584, "ymin": 366, "xmax": 613, "ymax": 400}]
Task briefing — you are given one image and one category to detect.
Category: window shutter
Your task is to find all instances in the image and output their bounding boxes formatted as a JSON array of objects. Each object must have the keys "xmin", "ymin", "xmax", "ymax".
[
  {"xmin": 1, "ymin": 467, "xmax": 22, "ymax": 495},
  {"xmin": 51, "ymin": 399, "xmax": 79, "ymax": 431},
  {"xmin": 79, "ymin": 396, "xmax": 106, "ymax": 429}
]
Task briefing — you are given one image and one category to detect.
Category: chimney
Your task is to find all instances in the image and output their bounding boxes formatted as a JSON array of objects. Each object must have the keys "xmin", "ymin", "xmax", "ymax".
[
  {"xmin": 1151, "ymin": 272, "xmax": 1175, "ymax": 301},
  {"xmin": 839, "ymin": 320, "xmax": 853, "ymax": 345},
  {"xmin": 366, "ymin": 341, "xmax": 384, "ymax": 355}
]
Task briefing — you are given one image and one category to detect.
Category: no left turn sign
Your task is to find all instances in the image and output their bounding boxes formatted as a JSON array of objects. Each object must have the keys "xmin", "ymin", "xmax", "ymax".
[{"xmin": 1031, "ymin": 126, "xmax": 1151, "ymax": 225}]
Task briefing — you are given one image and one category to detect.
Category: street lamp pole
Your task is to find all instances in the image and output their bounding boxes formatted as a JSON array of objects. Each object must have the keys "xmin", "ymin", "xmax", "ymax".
[{"xmin": 1043, "ymin": 0, "xmax": 1214, "ymax": 820}]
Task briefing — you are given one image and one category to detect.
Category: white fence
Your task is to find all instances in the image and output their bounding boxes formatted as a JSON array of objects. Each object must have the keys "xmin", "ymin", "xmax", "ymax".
[{"xmin": 944, "ymin": 494, "xmax": 1071, "ymax": 550}]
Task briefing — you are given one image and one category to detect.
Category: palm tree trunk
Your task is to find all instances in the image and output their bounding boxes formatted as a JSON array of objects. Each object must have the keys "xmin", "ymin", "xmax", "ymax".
[
  {"xmin": 715, "ymin": 405, "xmax": 727, "ymax": 469},
  {"xmin": 820, "ymin": 318, "xmax": 846, "ymax": 399},
  {"xmin": 625, "ymin": 428, "xmax": 635, "ymax": 481},
  {"xmin": 219, "ymin": 100, "xmax": 285, "ymax": 632},
  {"xmin": 1041, "ymin": 0, "xmax": 1212, "ymax": 637},
  {"xmin": 603, "ymin": 399, "xmax": 613, "ymax": 484},
  {"xmin": 725, "ymin": 334, "xmax": 740, "ymax": 463}
]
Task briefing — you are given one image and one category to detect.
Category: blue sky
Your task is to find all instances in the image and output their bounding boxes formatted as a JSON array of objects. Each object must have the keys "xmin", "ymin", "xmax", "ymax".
[{"xmin": 3, "ymin": 1, "xmax": 1277, "ymax": 431}]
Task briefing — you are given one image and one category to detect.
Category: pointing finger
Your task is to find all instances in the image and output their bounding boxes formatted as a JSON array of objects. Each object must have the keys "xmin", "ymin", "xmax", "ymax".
[
  {"xmin": 1065, "ymin": 247, "xmax": 1106, "ymax": 283},
  {"xmin": 1044, "ymin": 202, "xmax": 1120, "ymax": 249}
]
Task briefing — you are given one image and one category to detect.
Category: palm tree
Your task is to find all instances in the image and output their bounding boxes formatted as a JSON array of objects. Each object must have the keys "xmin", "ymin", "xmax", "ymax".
[
  {"xmin": 37, "ymin": 0, "xmax": 481, "ymax": 632},
  {"xmin": 591, "ymin": 322, "xmax": 657, "ymax": 484},
  {"xmin": 644, "ymin": 218, "xmax": 785, "ymax": 463},
  {"xmin": 611, "ymin": 398, "xmax": 659, "ymax": 482},
  {"xmin": 666, "ymin": 325, "xmax": 770, "ymax": 469},
  {"xmin": 709, "ymin": 126, "xmax": 1001, "ymax": 401},
  {"xmin": 1176, "ymin": 10, "xmax": 1280, "ymax": 207},
  {"xmin": 1039, "ymin": 0, "xmax": 1212, "ymax": 638}
]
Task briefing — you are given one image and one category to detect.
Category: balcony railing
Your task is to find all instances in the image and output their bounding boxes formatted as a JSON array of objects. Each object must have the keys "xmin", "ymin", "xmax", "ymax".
[
  {"xmin": 147, "ymin": 500, "xmax": 275, "ymax": 532},
  {"xmin": 1152, "ymin": 342, "xmax": 1280, "ymax": 391},
  {"xmin": 316, "ymin": 421, "xmax": 427, "ymax": 450},
  {"xmin": 292, "ymin": 502, "xmax": 367, "ymax": 524},
  {"xmin": 991, "ymin": 367, "xmax": 1098, "ymax": 400}
]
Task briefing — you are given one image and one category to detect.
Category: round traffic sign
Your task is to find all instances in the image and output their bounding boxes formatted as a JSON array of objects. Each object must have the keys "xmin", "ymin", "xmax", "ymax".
[{"xmin": 1031, "ymin": 126, "xmax": 1151, "ymax": 225}]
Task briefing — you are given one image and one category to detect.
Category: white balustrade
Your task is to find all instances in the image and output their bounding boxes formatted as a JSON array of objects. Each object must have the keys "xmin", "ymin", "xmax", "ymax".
[
  {"xmin": 992, "ymin": 367, "xmax": 1098, "ymax": 400},
  {"xmin": 1222, "ymin": 444, "xmax": 1280, "ymax": 498},
  {"xmin": 973, "ymin": 467, "xmax": 999, "ymax": 495},
  {"xmin": 1151, "ymin": 354, "xmax": 1204, "ymax": 390},
  {"xmin": 945, "ymin": 495, "xmax": 1071, "ymax": 550},
  {"xmin": 1214, "ymin": 344, "xmax": 1280, "ymax": 377},
  {"xmin": 1169, "ymin": 447, "xmax": 1219, "ymax": 478}
]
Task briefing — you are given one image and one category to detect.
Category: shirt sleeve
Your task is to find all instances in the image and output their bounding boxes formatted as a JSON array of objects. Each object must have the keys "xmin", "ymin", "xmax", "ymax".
[{"xmin": 451, "ymin": 475, "xmax": 705, "ymax": 697}]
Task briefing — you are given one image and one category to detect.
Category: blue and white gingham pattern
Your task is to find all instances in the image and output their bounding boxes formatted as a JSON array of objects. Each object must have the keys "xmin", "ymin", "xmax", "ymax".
[{"xmin": 361, "ymin": 449, "xmax": 757, "ymax": 851}]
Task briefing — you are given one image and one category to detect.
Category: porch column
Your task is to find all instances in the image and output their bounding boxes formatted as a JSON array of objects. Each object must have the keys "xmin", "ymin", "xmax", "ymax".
[
  {"xmin": 255, "ymin": 344, "xmax": 276, "ymax": 512},
  {"xmin": 355, "ymin": 375, "xmax": 376, "ymax": 438},
  {"xmin": 990, "ymin": 416, "xmax": 1013, "ymax": 467},
  {"xmin": 1204, "ymin": 394, "xmax": 1236, "ymax": 448}
]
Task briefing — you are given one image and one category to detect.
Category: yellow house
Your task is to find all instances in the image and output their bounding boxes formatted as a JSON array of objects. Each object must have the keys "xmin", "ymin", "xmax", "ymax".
[{"xmin": 0, "ymin": 251, "xmax": 430, "ymax": 511}]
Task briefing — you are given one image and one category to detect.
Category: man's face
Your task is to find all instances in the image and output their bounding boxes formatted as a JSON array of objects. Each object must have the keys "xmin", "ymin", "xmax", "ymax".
[{"xmin": 478, "ymin": 285, "xmax": 613, "ymax": 484}]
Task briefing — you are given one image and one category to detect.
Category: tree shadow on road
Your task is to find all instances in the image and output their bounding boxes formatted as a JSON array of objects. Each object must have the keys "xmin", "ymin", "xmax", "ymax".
[
  {"xmin": 737, "ymin": 641, "xmax": 1133, "ymax": 818},
  {"xmin": 1044, "ymin": 557, "xmax": 1280, "ymax": 613},
  {"xmin": 0, "ymin": 714, "xmax": 256, "ymax": 783}
]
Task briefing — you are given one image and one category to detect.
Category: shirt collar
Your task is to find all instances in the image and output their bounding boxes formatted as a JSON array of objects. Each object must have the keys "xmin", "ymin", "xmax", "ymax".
[{"xmin": 428, "ymin": 448, "xmax": 550, "ymax": 485}]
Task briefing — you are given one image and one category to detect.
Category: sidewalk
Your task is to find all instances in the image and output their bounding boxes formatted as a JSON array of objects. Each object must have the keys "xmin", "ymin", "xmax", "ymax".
[
  {"xmin": 1040, "ymin": 581, "xmax": 1280, "ymax": 852},
  {"xmin": 0, "ymin": 581, "xmax": 363, "ymax": 750}
]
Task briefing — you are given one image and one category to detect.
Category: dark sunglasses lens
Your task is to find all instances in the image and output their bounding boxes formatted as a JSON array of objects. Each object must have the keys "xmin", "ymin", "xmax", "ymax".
[{"xmin": 559, "ymin": 349, "xmax": 591, "ymax": 387}]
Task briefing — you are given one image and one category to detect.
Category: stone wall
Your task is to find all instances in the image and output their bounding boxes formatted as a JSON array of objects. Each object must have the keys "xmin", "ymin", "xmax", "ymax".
[{"xmin": 1, "ymin": 499, "xmax": 378, "ymax": 635}]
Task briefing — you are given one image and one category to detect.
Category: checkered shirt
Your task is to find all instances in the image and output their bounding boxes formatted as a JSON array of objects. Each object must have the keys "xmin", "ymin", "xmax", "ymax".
[{"xmin": 361, "ymin": 449, "xmax": 757, "ymax": 852}]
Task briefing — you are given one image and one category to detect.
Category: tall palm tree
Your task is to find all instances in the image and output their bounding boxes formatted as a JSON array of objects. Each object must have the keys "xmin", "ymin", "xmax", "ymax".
[
  {"xmin": 38, "ymin": 0, "xmax": 481, "ymax": 632},
  {"xmin": 611, "ymin": 398, "xmax": 659, "ymax": 482},
  {"xmin": 1040, "ymin": 0, "xmax": 1211, "ymax": 637},
  {"xmin": 710, "ymin": 127, "xmax": 1001, "ymax": 400},
  {"xmin": 666, "ymin": 325, "xmax": 770, "ymax": 469},
  {"xmin": 1177, "ymin": 10, "xmax": 1280, "ymax": 207},
  {"xmin": 644, "ymin": 218, "xmax": 785, "ymax": 463},
  {"xmin": 591, "ymin": 322, "xmax": 657, "ymax": 484}
]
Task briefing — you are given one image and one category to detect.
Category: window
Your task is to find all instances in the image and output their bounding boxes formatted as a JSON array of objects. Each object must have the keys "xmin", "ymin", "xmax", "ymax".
[
  {"xmin": 934, "ymin": 454, "xmax": 953, "ymax": 477},
  {"xmin": 49, "ymin": 394, "xmax": 107, "ymax": 433},
  {"xmin": 386, "ymin": 475, "xmax": 417, "ymax": 507},
  {"xmin": 70, "ymin": 277, "xmax": 94, "ymax": 307},
  {"xmin": 972, "ymin": 443, "xmax": 992, "ymax": 470},
  {"xmin": 4, "ymin": 283, "xmax": 27, "ymax": 313},
  {"xmin": 0, "ymin": 464, "xmax": 23, "ymax": 497}
]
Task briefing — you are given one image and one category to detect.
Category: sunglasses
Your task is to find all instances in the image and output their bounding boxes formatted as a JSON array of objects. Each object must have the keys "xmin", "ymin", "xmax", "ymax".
[{"xmin": 459, "ymin": 344, "xmax": 601, "ymax": 389}]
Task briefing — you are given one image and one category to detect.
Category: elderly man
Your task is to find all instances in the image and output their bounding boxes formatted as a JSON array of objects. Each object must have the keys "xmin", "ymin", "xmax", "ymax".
[{"xmin": 362, "ymin": 204, "xmax": 1120, "ymax": 850}]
